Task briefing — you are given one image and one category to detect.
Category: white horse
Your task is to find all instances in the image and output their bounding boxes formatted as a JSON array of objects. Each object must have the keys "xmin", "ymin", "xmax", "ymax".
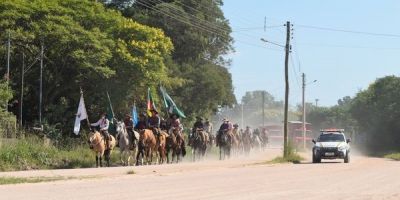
[{"xmin": 116, "ymin": 121, "xmax": 139, "ymax": 166}]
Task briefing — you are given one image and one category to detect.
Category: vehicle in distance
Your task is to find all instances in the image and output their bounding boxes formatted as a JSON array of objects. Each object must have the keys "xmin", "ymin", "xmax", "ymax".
[{"xmin": 312, "ymin": 129, "xmax": 351, "ymax": 163}]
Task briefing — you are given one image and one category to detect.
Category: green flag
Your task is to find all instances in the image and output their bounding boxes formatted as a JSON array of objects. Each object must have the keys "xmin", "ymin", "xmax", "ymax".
[
  {"xmin": 106, "ymin": 92, "xmax": 115, "ymax": 133},
  {"xmin": 160, "ymin": 86, "xmax": 186, "ymax": 118}
]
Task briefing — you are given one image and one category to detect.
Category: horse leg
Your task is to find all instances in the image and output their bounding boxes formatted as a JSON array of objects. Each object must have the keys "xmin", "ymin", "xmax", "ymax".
[
  {"xmin": 99, "ymin": 155, "xmax": 103, "ymax": 167},
  {"xmin": 192, "ymin": 147, "xmax": 196, "ymax": 162},
  {"xmin": 96, "ymin": 155, "xmax": 99, "ymax": 168},
  {"xmin": 120, "ymin": 150, "xmax": 124, "ymax": 166}
]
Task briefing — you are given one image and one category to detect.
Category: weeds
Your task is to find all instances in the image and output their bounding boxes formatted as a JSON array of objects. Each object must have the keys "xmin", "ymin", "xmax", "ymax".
[{"xmin": 384, "ymin": 153, "xmax": 400, "ymax": 161}]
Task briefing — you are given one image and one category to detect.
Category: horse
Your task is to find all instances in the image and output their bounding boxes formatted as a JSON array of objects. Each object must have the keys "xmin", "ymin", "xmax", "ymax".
[
  {"xmin": 190, "ymin": 128, "xmax": 207, "ymax": 162},
  {"xmin": 231, "ymin": 129, "xmax": 241, "ymax": 156},
  {"xmin": 252, "ymin": 134, "xmax": 262, "ymax": 152},
  {"xmin": 166, "ymin": 127, "xmax": 185, "ymax": 163},
  {"xmin": 88, "ymin": 131, "xmax": 116, "ymax": 167},
  {"xmin": 242, "ymin": 133, "xmax": 252, "ymax": 156},
  {"xmin": 216, "ymin": 130, "xmax": 232, "ymax": 160},
  {"xmin": 260, "ymin": 130, "xmax": 269, "ymax": 150},
  {"xmin": 115, "ymin": 121, "xmax": 139, "ymax": 166},
  {"xmin": 157, "ymin": 130, "xmax": 169, "ymax": 164},
  {"xmin": 136, "ymin": 129, "xmax": 157, "ymax": 165}
]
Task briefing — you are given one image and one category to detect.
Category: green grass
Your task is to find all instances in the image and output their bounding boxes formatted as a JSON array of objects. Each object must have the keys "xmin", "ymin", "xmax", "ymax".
[
  {"xmin": 0, "ymin": 176, "xmax": 68, "ymax": 185},
  {"xmin": 0, "ymin": 137, "xmax": 107, "ymax": 171},
  {"xmin": 267, "ymin": 153, "xmax": 305, "ymax": 164},
  {"xmin": 0, "ymin": 175, "xmax": 99, "ymax": 185},
  {"xmin": 384, "ymin": 153, "xmax": 400, "ymax": 161}
]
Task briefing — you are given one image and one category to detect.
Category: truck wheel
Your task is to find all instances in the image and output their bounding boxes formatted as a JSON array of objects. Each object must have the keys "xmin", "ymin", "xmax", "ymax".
[{"xmin": 344, "ymin": 153, "xmax": 350, "ymax": 163}]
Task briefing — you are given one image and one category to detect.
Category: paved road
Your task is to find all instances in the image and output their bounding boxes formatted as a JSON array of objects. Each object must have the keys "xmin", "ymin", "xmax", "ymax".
[{"xmin": 1, "ymin": 149, "xmax": 399, "ymax": 200}]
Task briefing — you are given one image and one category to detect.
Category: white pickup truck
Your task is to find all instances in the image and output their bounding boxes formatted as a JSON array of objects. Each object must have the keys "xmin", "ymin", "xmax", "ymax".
[{"xmin": 312, "ymin": 129, "xmax": 351, "ymax": 163}]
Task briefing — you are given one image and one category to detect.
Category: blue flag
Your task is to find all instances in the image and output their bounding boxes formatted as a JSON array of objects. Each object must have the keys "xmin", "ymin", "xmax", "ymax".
[{"xmin": 132, "ymin": 104, "xmax": 139, "ymax": 126}]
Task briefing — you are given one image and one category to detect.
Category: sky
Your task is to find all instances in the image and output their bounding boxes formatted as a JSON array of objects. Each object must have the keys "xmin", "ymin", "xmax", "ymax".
[{"xmin": 221, "ymin": 0, "xmax": 400, "ymax": 106}]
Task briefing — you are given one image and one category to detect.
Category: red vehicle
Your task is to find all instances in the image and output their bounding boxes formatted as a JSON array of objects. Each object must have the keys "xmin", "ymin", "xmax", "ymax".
[{"xmin": 263, "ymin": 121, "xmax": 313, "ymax": 148}]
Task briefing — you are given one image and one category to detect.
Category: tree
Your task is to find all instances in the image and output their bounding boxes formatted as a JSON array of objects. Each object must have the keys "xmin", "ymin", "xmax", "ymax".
[
  {"xmin": 103, "ymin": 0, "xmax": 236, "ymax": 122},
  {"xmin": 0, "ymin": 0, "xmax": 173, "ymax": 132},
  {"xmin": 351, "ymin": 76, "xmax": 400, "ymax": 153}
]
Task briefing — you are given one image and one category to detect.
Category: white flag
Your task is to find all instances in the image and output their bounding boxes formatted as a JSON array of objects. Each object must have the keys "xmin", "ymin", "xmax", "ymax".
[{"xmin": 73, "ymin": 94, "xmax": 88, "ymax": 135}]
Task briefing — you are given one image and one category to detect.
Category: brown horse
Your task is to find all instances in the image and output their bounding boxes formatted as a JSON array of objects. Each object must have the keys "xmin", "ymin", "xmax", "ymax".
[
  {"xmin": 189, "ymin": 129, "xmax": 208, "ymax": 162},
  {"xmin": 136, "ymin": 129, "xmax": 157, "ymax": 165},
  {"xmin": 88, "ymin": 131, "xmax": 116, "ymax": 167},
  {"xmin": 231, "ymin": 129, "xmax": 241, "ymax": 155},
  {"xmin": 157, "ymin": 131, "xmax": 169, "ymax": 164},
  {"xmin": 166, "ymin": 128, "xmax": 186, "ymax": 163}
]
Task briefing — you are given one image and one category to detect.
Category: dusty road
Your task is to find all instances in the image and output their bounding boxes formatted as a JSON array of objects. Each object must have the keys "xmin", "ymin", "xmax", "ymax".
[{"xmin": 1, "ymin": 149, "xmax": 399, "ymax": 200}]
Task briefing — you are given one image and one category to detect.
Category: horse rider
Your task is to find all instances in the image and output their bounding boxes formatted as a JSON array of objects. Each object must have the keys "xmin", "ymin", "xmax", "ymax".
[
  {"xmin": 167, "ymin": 113, "xmax": 186, "ymax": 153},
  {"xmin": 167, "ymin": 114, "xmax": 181, "ymax": 134},
  {"xmin": 91, "ymin": 112, "xmax": 111, "ymax": 149},
  {"xmin": 192, "ymin": 116, "xmax": 208, "ymax": 143},
  {"xmin": 232, "ymin": 123, "xmax": 240, "ymax": 139},
  {"xmin": 253, "ymin": 128, "xmax": 263, "ymax": 143},
  {"xmin": 243, "ymin": 126, "xmax": 252, "ymax": 139},
  {"xmin": 147, "ymin": 109, "xmax": 161, "ymax": 137},
  {"xmin": 123, "ymin": 114, "xmax": 135, "ymax": 142},
  {"xmin": 135, "ymin": 113, "xmax": 147, "ymax": 132},
  {"xmin": 204, "ymin": 118, "xmax": 213, "ymax": 135},
  {"xmin": 192, "ymin": 116, "xmax": 204, "ymax": 133},
  {"xmin": 217, "ymin": 118, "xmax": 230, "ymax": 146}
]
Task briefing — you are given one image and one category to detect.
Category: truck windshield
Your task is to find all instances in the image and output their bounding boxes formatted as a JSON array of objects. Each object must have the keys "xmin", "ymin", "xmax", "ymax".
[{"xmin": 318, "ymin": 133, "xmax": 345, "ymax": 142}]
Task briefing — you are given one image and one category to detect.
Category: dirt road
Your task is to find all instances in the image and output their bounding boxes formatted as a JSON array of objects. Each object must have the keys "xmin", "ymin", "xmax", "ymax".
[{"xmin": 1, "ymin": 149, "xmax": 399, "ymax": 200}]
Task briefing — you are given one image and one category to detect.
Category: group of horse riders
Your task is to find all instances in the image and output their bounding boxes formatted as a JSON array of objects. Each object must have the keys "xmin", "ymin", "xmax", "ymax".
[
  {"xmin": 90, "ymin": 108, "xmax": 268, "ymax": 154},
  {"xmin": 90, "ymin": 109, "xmax": 215, "ymax": 150},
  {"xmin": 216, "ymin": 119, "xmax": 269, "ymax": 149}
]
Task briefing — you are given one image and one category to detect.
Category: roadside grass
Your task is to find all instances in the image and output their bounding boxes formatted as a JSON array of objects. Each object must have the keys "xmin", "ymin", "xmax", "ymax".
[
  {"xmin": 0, "ymin": 175, "xmax": 99, "ymax": 185},
  {"xmin": 384, "ymin": 153, "xmax": 400, "ymax": 161},
  {"xmin": 0, "ymin": 137, "xmax": 118, "ymax": 171},
  {"xmin": 267, "ymin": 153, "xmax": 305, "ymax": 164},
  {"xmin": 0, "ymin": 176, "xmax": 69, "ymax": 185}
]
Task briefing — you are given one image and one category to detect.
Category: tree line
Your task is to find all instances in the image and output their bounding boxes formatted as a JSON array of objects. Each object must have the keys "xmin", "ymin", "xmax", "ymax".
[
  {"xmin": 0, "ymin": 0, "xmax": 235, "ymax": 138},
  {"xmin": 220, "ymin": 75, "xmax": 400, "ymax": 154}
]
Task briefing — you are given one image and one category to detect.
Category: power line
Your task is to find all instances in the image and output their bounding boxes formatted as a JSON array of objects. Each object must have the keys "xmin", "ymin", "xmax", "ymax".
[
  {"xmin": 290, "ymin": 52, "xmax": 301, "ymax": 88},
  {"xmin": 296, "ymin": 24, "xmax": 400, "ymax": 38},
  {"xmin": 135, "ymin": 0, "xmax": 282, "ymax": 51},
  {"xmin": 148, "ymin": 0, "xmax": 281, "ymax": 46},
  {"xmin": 296, "ymin": 42, "xmax": 400, "ymax": 50}
]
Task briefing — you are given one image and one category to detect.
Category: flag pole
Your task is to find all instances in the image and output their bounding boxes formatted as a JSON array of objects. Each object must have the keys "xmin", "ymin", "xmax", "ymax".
[
  {"xmin": 160, "ymin": 86, "xmax": 170, "ymax": 119},
  {"xmin": 106, "ymin": 91, "xmax": 115, "ymax": 121}
]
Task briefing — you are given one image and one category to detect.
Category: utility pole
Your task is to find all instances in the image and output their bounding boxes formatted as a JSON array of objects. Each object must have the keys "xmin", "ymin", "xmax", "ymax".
[
  {"xmin": 302, "ymin": 73, "xmax": 306, "ymax": 150},
  {"xmin": 283, "ymin": 21, "xmax": 291, "ymax": 157},
  {"xmin": 315, "ymin": 99, "xmax": 319, "ymax": 107},
  {"xmin": 20, "ymin": 53, "xmax": 25, "ymax": 127},
  {"xmin": 39, "ymin": 42, "xmax": 43, "ymax": 128},
  {"xmin": 262, "ymin": 91, "xmax": 265, "ymax": 127}
]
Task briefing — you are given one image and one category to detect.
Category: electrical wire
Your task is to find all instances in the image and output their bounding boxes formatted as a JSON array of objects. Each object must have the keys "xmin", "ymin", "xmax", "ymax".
[
  {"xmin": 135, "ymin": 0, "xmax": 282, "ymax": 51},
  {"xmin": 296, "ymin": 24, "xmax": 400, "ymax": 38}
]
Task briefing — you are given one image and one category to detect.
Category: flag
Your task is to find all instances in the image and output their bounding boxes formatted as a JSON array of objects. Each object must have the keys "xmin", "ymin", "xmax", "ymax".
[
  {"xmin": 147, "ymin": 87, "xmax": 157, "ymax": 116},
  {"xmin": 73, "ymin": 92, "xmax": 88, "ymax": 135},
  {"xmin": 132, "ymin": 103, "xmax": 139, "ymax": 126},
  {"xmin": 160, "ymin": 86, "xmax": 186, "ymax": 118}
]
